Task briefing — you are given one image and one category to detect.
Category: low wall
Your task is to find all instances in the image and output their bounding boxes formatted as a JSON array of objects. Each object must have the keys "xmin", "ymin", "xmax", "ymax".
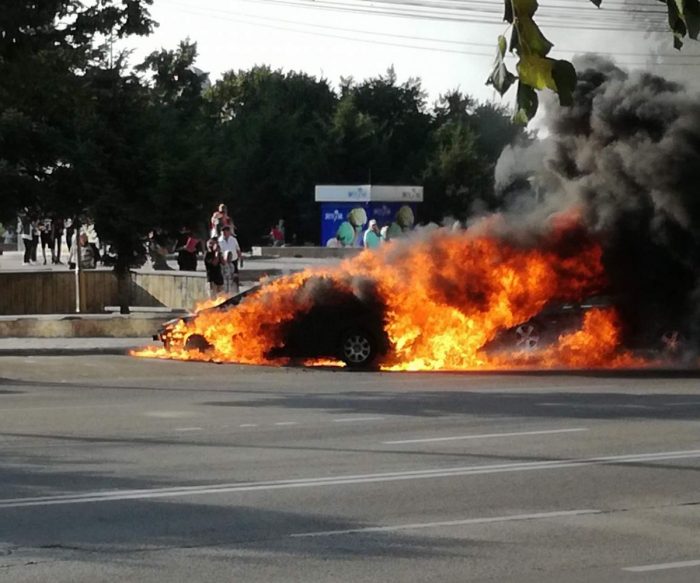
[
  {"xmin": 0, "ymin": 270, "xmax": 210, "ymax": 315},
  {"xmin": 255, "ymin": 246, "xmax": 363, "ymax": 259},
  {"xmin": 0, "ymin": 313, "xmax": 176, "ymax": 338}
]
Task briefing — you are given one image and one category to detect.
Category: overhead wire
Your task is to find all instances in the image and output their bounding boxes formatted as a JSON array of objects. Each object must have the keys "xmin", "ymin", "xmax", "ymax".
[{"xmin": 161, "ymin": 0, "xmax": 700, "ymax": 65}]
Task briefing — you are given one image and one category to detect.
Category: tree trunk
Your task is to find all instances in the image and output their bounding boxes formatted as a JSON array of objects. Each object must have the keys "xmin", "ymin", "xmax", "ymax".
[{"xmin": 115, "ymin": 256, "xmax": 131, "ymax": 315}]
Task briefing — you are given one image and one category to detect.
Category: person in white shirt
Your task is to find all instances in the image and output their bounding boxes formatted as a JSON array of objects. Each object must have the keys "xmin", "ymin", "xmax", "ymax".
[{"xmin": 218, "ymin": 225, "xmax": 242, "ymax": 294}]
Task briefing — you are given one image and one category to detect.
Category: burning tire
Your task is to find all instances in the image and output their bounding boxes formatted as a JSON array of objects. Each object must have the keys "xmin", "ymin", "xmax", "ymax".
[
  {"xmin": 339, "ymin": 329, "xmax": 377, "ymax": 368},
  {"xmin": 514, "ymin": 323, "xmax": 541, "ymax": 351},
  {"xmin": 660, "ymin": 330, "xmax": 684, "ymax": 358},
  {"xmin": 184, "ymin": 334, "xmax": 212, "ymax": 353}
]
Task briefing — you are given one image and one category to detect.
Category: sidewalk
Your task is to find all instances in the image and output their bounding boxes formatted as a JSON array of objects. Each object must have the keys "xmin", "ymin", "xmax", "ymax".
[
  {"xmin": 0, "ymin": 250, "xmax": 340, "ymax": 277},
  {"xmin": 0, "ymin": 337, "xmax": 150, "ymax": 356}
]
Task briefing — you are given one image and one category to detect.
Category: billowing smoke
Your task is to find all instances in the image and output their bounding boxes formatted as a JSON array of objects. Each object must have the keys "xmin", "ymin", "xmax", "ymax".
[{"xmin": 494, "ymin": 55, "xmax": 700, "ymax": 347}]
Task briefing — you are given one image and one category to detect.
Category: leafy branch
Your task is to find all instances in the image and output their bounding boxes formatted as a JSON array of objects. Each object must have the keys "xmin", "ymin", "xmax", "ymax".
[{"xmin": 488, "ymin": 0, "xmax": 700, "ymax": 122}]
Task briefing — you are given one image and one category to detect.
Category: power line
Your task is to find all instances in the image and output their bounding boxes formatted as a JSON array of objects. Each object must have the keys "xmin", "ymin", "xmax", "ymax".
[{"xmin": 162, "ymin": 0, "xmax": 700, "ymax": 63}]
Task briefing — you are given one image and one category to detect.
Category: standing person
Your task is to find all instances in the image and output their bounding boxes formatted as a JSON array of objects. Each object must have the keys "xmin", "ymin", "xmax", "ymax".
[
  {"xmin": 69, "ymin": 232, "xmax": 95, "ymax": 269},
  {"xmin": 51, "ymin": 217, "xmax": 64, "ymax": 264},
  {"xmin": 64, "ymin": 218, "xmax": 75, "ymax": 261},
  {"xmin": 38, "ymin": 217, "xmax": 53, "ymax": 265},
  {"xmin": 30, "ymin": 217, "xmax": 39, "ymax": 263},
  {"xmin": 176, "ymin": 227, "xmax": 199, "ymax": 272},
  {"xmin": 19, "ymin": 211, "xmax": 33, "ymax": 265},
  {"xmin": 210, "ymin": 203, "xmax": 233, "ymax": 239},
  {"xmin": 83, "ymin": 218, "xmax": 101, "ymax": 265},
  {"xmin": 204, "ymin": 238, "xmax": 224, "ymax": 298},
  {"xmin": 218, "ymin": 225, "xmax": 241, "ymax": 295}
]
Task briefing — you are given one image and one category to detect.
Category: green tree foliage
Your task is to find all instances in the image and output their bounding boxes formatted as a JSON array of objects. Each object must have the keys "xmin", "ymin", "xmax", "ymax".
[
  {"xmin": 488, "ymin": 0, "xmax": 700, "ymax": 122},
  {"xmin": 207, "ymin": 66, "xmax": 337, "ymax": 244},
  {"xmin": 1, "ymin": 3, "xmax": 525, "ymax": 256},
  {"xmin": 0, "ymin": 0, "xmax": 155, "ymax": 218}
]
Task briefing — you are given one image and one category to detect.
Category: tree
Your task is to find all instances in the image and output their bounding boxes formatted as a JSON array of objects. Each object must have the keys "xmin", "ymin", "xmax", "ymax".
[
  {"xmin": 206, "ymin": 67, "xmax": 337, "ymax": 244},
  {"xmin": 0, "ymin": 0, "xmax": 155, "ymax": 221},
  {"xmin": 487, "ymin": 0, "xmax": 700, "ymax": 122},
  {"xmin": 423, "ymin": 91, "xmax": 527, "ymax": 222}
]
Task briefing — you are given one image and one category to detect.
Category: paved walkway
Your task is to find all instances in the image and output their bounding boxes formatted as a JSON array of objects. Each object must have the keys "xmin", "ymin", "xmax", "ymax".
[{"xmin": 0, "ymin": 250, "xmax": 339, "ymax": 276}]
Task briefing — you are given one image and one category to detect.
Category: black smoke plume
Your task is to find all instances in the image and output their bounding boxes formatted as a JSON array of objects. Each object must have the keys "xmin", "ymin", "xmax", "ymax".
[{"xmin": 494, "ymin": 55, "xmax": 700, "ymax": 348}]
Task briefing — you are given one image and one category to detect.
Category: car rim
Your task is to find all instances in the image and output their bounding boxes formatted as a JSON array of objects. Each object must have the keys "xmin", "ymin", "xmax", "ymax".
[
  {"xmin": 661, "ymin": 330, "xmax": 682, "ymax": 353},
  {"xmin": 343, "ymin": 334, "xmax": 372, "ymax": 364},
  {"xmin": 515, "ymin": 324, "xmax": 540, "ymax": 351}
]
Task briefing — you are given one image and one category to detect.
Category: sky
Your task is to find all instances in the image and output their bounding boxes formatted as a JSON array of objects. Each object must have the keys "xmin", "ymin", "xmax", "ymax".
[{"xmin": 126, "ymin": 0, "xmax": 700, "ymax": 107}]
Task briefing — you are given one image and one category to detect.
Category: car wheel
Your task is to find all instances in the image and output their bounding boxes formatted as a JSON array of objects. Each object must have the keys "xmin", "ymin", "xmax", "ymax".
[
  {"xmin": 339, "ymin": 329, "xmax": 376, "ymax": 368},
  {"xmin": 660, "ymin": 330, "xmax": 684, "ymax": 357},
  {"xmin": 184, "ymin": 334, "xmax": 212, "ymax": 352},
  {"xmin": 515, "ymin": 323, "xmax": 540, "ymax": 351}
]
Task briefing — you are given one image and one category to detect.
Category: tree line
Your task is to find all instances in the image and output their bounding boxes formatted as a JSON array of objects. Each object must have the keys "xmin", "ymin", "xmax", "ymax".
[{"xmin": 1, "ymin": 0, "xmax": 527, "ymax": 267}]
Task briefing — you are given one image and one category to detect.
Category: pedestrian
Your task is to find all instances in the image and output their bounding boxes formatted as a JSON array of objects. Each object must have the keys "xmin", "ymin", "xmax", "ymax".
[
  {"xmin": 218, "ymin": 225, "xmax": 242, "ymax": 295},
  {"xmin": 269, "ymin": 223, "xmax": 284, "ymax": 247},
  {"xmin": 51, "ymin": 217, "xmax": 64, "ymax": 264},
  {"xmin": 363, "ymin": 219, "xmax": 382, "ymax": 249},
  {"xmin": 204, "ymin": 238, "xmax": 224, "ymax": 298},
  {"xmin": 19, "ymin": 211, "xmax": 34, "ymax": 265},
  {"xmin": 82, "ymin": 218, "xmax": 101, "ymax": 265},
  {"xmin": 210, "ymin": 203, "xmax": 233, "ymax": 239},
  {"xmin": 69, "ymin": 232, "xmax": 96, "ymax": 269},
  {"xmin": 147, "ymin": 228, "xmax": 172, "ymax": 270},
  {"xmin": 30, "ymin": 217, "xmax": 39, "ymax": 263},
  {"xmin": 176, "ymin": 227, "xmax": 199, "ymax": 271},
  {"xmin": 39, "ymin": 217, "xmax": 53, "ymax": 265},
  {"xmin": 65, "ymin": 218, "xmax": 75, "ymax": 260}
]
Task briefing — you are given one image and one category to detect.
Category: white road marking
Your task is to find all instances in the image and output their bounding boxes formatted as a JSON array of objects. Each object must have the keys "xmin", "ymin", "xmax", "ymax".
[
  {"xmin": 174, "ymin": 427, "xmax": 202, "ymax": 432},
  {"xmin": 383, "ymin": 428, "xmax": 588, "ymax": 445},
  {"xmin": 0, "ymin": 404, "xmax": 132, "ymax": 413},
  {"xmin": 275, "ymin": 422, "xmax": 298, "ymax": 426},
  {"xmin": 623, "ymin": 559, "xmax": 700, "ymax": 572},
  {"xmin": 239, "ymin": 424, "xmax": 258, "ymax": 428},
  {"xmin": 333, "ymin": 417, "xmax": 385, "ymax": 423},
  {"xmin": 537, "ymin": 403, "xmax": 654, "ymax": 410},
  {"xmin": 145, "ymin": 411, "xmax": 197, "ymax": 419},
  {"xmin": 665, "ymin": 402, "xmax": 700, "ymax": 407},
  {"xmin": 1, "ymin": 448, "xmax": 699, "ymax": 509},
  {"xmin": 289, "ymin": 509, "xmax": 601, "ymax": 538}
]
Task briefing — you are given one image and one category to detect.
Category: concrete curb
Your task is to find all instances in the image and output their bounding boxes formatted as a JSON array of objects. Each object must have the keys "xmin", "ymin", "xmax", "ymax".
[{"xmin": 0, "ymin": 346, "xmax": 141, "ymax": 357}]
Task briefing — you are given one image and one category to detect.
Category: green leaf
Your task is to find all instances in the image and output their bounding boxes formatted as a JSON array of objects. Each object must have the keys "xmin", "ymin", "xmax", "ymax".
[
  {"xmin": 515, "ymin": 15, "xmax": 554, "ymax": 57},
  {"xmin": 551, "ymin": 60, "xmax": 577, "ymax": 106},
  {"xmin": 684, "ymin": 0, "xmax": 700, "ymax": 38},
  {"xmin": 512, "ymin": 0, "xmax": 539, "ymax": 18},
  {"xmin": 486, "ymin": 36, "xmax": 517, "ymax": 96},
  {"xmin": 518, "ymin": 56, "xmax": 577, "ymax": 106},
  {"xmin": 514, "ymin": 82, "xmax": 538, "ymax": 124},
  {"xmin": 517, "ymin": 55, "xmax": 556, "ymax": 91}
]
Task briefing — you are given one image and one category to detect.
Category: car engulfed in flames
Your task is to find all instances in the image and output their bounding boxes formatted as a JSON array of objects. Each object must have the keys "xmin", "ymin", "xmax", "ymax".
[{"xmin": 133, "ymin": 222, "xmax": 689, "ymax": 371}]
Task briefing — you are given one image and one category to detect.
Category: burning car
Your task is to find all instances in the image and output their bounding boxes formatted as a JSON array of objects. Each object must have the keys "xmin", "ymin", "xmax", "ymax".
[{"xmin": 154, "ymin": 279, "xmax": 391, "ymax": 368}]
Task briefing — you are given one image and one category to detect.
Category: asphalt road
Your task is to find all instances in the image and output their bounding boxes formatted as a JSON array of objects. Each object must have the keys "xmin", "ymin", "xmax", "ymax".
[{"xmin": 0, "ymin": 356, "xmax": 699, "ymax": 582}]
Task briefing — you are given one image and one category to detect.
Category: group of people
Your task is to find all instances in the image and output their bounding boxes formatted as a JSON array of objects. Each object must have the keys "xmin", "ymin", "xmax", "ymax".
[
  {"xmin": 204, "ymin": 204, "xmax": 243, "ymax": 297},
  {"xmin": 17, "ymin": 211, "xmax": 101, "ymax": 269}
]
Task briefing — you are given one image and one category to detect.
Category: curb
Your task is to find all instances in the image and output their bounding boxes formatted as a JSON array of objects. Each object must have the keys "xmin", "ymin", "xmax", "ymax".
[{"xmin": 0, "ymin": 347, "xmax": 142, "ymax": 357}]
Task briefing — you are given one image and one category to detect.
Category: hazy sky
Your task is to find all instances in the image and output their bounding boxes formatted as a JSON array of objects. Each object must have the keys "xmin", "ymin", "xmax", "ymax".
[{"xmin": 127, "ymin": 0, "xmax": 700, "ymax": 106}]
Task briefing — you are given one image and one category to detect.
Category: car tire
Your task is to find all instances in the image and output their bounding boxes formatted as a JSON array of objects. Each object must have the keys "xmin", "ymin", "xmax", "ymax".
[
  {"xmin": 339, "ymin": 329, "xmax": 377, "ymax": 369},
  {"xmin": 660, "ymin": 330, "xmax": 684, "ymax": 359},
  {"xmin": 184, "ymin": 334, "xmax": 212, "ymax": 352},
  {"xmin": 514, "ymin": 322, "xmax": 541, "ymax": 351}
]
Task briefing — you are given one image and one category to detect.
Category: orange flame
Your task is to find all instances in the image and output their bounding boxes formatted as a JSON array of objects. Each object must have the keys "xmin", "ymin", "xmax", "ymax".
[{"xmin": 133, "ymin": 226, "xmax": 647, "ymax": 370}]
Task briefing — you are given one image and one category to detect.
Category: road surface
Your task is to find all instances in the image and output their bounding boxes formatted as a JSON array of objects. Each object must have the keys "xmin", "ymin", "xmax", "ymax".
[{"xmin": 0, "ymin": 355, "xmax": 698, "ymax": 581}]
